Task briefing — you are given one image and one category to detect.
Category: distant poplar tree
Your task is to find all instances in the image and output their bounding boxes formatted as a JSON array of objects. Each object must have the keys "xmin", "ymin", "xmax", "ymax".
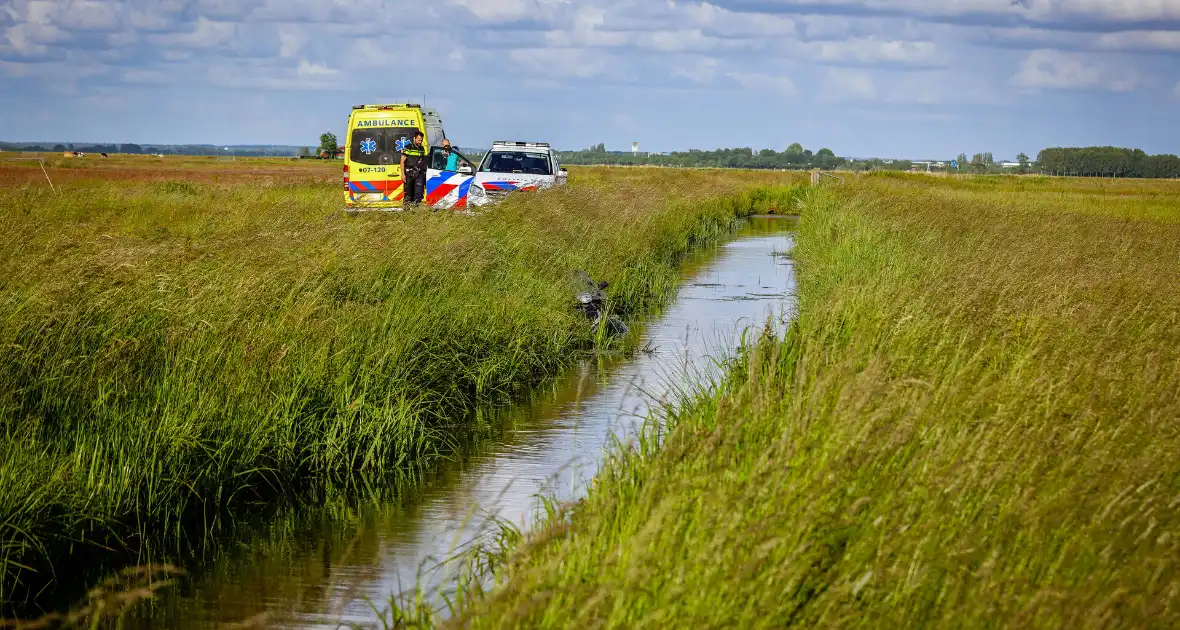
[{"xmin": 1017, "ymin": 153, "xmax": 1031, "ymax": 173}]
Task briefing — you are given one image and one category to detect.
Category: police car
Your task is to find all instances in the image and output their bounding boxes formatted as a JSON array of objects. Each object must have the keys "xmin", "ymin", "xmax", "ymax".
[{"xmin": 467, "ymin": 141, "xmax": 567, "ymax": 207}]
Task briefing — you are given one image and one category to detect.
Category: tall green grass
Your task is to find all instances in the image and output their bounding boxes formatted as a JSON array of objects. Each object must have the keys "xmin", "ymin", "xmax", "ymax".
[
  {"xmin": 0, "ymin": 166, "xmax": 800, "ymax": 608},
  {"xmin": 448, "ymin": 175, "xmax": 1180, "ymax": 628}
]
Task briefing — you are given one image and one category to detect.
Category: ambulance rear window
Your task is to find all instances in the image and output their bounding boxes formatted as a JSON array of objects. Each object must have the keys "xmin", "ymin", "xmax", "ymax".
[{"xmin": 349, "ymin": 127, "xmax": 419, "ymax": 166}]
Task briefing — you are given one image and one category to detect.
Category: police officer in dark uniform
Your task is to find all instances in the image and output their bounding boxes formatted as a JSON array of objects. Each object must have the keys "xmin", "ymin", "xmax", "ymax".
[{"xmin": 400, "ymin": 130, "xmax": 428, "ymax": 206}]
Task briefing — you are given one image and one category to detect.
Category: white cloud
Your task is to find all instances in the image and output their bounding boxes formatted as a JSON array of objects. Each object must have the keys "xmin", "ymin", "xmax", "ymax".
[
  {"xmin": 349, "ymin": 38, "xmax": 385, "ymax": 67},
  {"xmin": 56, "ymin": 1, "xmax": 118, "ymax": 31},
  {"xmin": 696, "ymin": 6, "xmax": 796, "ymax": 38},
  {"xmin": 546, "ymin": 27, "xmax": 628, "ymax": 47},
  {"xmin": 152, "ymin": 16, "xmax": 237, "ymax": 49},
  {"xmin": 673, "ymin": 57, "xmax": 720, "ymax": 84},
  {"xmin": 7, "ymin": 0, "xmax": 119, "ymax": 31},
  {"xmin": 24, "ymin": 1, "xmax": 57, "ymax": 27},
  {"xmin": 1096, "ymin": 30, "xmax": 1180, "ymax": 53},
  {"xmin": 450, "ymin": 0, "xmax": 570, "ymax": 22},
  {"xmin": 542, "ymin": 1, "xmax": 794, "ymax": 53},
  {"xmin": 3, "ymin": 20, "xmax": 67, "ymax": 55},
  {"xmin": 549, "ymin": 27, "xmax": 747, "ymax": 54},
  {"xmin": 975, "ymin": 25, "xmax": 1089, "ymax": 49},
  {"xmin": 978, "ymin": 24, "xmax": 1180, "ymax": 55},
  {"xmin": 720, "ymin": 0, "xmax": 1180, "ymax": 26},
  {"xmin": 160, "ymin": 49, "xmax": 194, "ymax": 62},
  {"xmin": 640, "ymin": 29, "xmax": 720, "ymax": 53},
  {"xmin": 122, "ymin": 68, "xmax": 170, "ymax": 84},
  {"xmin": 1034, "ymin": 0, "xmax": 1180, "ymax": 23},
  {"xmin": 297, "ymin": 60, "xmax": 337, "ymax": 78},
  {"xmin": 821, "ymin": 67, "xmax": 878, "ymax": 100},
  {"xmin": 278, "ymin": 25, "xmax": 303, "ymax": 58},
  {"xmin": 545, "ymin": 6, "xmax": 627, "ymax": 46},
  {"xmin": 128, "ymin": 8, "xmax": 176, "ymax": 31},
  {"xmin": 4, "ymin": 24, "xmax": 46, "ymax": 54},
  {"xmin": 726, "ymin": 71, "xmax": 799, "ymax": 96},
  {"xmin": 800, "ymin": 37, "xmax": 941, "ymax": 66},
  {"xmin": 509, "ymin": 47, "xmax": 606, "ymax": 78},
  {"xmin": 1012, "ymin": 49, "xmax": 1138, "ymax": 92},
  {"xmin": 799, "ymin": 15, "xmax": 853, "ymax": 39},
  {"xmin": 202, "ymin": 58, "xmax": 340, "ymax": 91}
]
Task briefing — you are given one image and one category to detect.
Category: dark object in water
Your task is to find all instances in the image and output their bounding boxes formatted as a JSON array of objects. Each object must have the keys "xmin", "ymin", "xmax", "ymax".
[{"xmin": 572, "ymin": 270, "xmax": 628, "ymax": 336}]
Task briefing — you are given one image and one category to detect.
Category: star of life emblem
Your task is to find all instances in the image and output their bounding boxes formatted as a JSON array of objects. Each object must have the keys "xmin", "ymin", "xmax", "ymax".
[
  {"xmin": 395, "ymin": 137, "xmax": 412, "ymax": 152},
  {"xmin": 360, "ymin": 137, "xmax": 377, "ymax": 155}
]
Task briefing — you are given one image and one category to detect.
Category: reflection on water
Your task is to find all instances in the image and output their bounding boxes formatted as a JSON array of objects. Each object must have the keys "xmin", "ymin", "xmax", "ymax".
[{"xmin": 124, "ymin": 216, "xmax": 797, "ymax": 629}]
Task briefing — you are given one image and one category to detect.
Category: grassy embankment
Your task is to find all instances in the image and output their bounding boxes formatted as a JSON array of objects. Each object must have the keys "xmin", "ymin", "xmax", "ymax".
[
  {"xmin": 446, "ymin": 174, "xmax": 1180, "ymax": 628},
  {"xmin": 0, "ymin": 160, "xmax": 801, "ymax": 609}
]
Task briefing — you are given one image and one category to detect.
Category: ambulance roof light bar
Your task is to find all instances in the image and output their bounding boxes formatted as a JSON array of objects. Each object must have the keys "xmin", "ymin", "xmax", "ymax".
[{"xmin": 353, "ymin": 103, "xmax": 422, "ymax": 110}]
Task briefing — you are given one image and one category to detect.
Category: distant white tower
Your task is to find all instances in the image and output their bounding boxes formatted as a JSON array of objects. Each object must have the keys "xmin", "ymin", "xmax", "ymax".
[{"xmin": 632, "ymin": 142, "xmax": 638, "ymax": 154}]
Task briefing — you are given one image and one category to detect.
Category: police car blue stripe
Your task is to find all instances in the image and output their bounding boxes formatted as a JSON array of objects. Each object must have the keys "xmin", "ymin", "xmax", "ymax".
[{"xmin": 426, "ymin": 173, "xmax": 449, "ymax": 193}]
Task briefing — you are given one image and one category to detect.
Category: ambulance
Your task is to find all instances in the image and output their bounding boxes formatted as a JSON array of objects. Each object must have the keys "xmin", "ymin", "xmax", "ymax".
[{"xmin": 343, "ymin": 104, "xmax": 477, "ymax": 211}]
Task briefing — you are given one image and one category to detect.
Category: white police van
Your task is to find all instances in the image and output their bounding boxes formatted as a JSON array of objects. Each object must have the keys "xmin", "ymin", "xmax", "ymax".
[{"xmin": 467, "ymin": 141, "xmax": 568, "ymax": 207}]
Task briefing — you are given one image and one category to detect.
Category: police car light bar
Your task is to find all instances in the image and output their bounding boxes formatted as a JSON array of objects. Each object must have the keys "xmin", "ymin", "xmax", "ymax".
[{"xmin": 493, "ymin": 141, "xmax": 551, "ymax": 148}]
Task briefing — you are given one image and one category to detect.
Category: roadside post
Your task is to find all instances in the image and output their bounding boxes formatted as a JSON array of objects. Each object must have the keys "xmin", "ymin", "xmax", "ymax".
[{"xmin": 3, "ymin": 157, "xmax": 57, "ymax": 193}]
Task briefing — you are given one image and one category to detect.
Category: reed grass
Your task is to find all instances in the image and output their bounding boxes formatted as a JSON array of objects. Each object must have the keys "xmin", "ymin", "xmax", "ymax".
[
  {"xmin": 0, "ymin": 164, "xmax": 801, "ymax": 609},
  {"xmin": 447, "ymin": 174, "xmax": 1180, "ymax": 629}
]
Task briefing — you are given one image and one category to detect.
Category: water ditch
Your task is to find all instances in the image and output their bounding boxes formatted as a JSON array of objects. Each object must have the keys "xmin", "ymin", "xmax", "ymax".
[{"xmin": 123, "ymin": 215, "xmax": 797, "ymax": 628}]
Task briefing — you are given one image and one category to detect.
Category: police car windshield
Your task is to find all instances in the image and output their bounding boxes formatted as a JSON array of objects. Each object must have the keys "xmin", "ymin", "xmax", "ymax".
[
  {"xmin": 480, "ymin": 151, "xmax": 552, "ymax": 175},
  {"xmin": 350, "ymin": 127, "xmax": 418, "ymax": 166}
]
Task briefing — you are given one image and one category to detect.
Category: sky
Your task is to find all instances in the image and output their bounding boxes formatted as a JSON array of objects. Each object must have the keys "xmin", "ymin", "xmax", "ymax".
[{"xmin": 2, "ymin": 0, "xmax": 1179, "ymax": 159}]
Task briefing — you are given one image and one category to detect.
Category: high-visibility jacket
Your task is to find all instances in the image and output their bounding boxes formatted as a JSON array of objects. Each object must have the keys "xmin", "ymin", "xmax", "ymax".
[{"xmin": 402, "ymin": 142, "xmax": 426, "ymax": 177}]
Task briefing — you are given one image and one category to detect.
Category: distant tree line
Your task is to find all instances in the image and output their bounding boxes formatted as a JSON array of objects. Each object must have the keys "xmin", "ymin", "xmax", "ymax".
[
  {"xmin": 562, "ymin": 143, "xmax": 1180, "ymax": 179},
  {"xmin": 0, "ymin": 142, "xmax": 298, "ymax": 157},
  {"xmin": 947, "ymin": 152, "xmax": 1033, "ymax": 174},
  {"xmin": 560, "ymin": 142, "xmax": 915, "ymax": 172},
  {"xmin": 1036, "ymin": 147, "xmax": 1180, "ymax": 178},
  {"xmin": 7, "ymin": 139, "xmax": 1176, "ymax": 179}
]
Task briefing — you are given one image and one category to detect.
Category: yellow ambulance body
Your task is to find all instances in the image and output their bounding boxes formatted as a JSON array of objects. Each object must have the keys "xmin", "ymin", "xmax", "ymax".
[{"xmin": 343, "ymin": 104, "xmax": 445, "ymax": 210}]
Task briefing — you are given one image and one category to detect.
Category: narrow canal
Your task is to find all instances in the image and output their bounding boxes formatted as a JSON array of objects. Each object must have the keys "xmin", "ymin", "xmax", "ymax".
[{"xmin": 127, "ymin": 216, "xmax": 797, "ymax": 628}]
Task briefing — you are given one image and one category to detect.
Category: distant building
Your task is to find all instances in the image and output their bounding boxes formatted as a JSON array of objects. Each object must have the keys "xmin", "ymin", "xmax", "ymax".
[
  {"xmin": 999, "ymin": 161, "xmax": 1023, "ymax": 169},
  {"xmin": 911, "ymin": 160, "xmax": 948, "ymax": 172}
]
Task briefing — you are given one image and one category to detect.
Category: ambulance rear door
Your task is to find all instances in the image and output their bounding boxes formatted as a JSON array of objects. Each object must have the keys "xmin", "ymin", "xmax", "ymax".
[{"xmin": 345, "ymin": 108, "xmax": 422, "ymax": 208}]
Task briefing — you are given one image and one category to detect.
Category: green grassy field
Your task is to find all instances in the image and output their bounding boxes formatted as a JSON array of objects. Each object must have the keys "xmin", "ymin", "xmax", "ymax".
[
  {"xmin": 0, "ymin": 161, "xmax": 801, "ymax": 609},
  {"xmin": 445, "ymin": 174, "xmax": 1180, "ymax": 628}
]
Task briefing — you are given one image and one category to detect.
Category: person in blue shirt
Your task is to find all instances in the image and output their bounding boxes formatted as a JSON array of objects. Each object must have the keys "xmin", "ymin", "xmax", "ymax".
[{"xmin": 440, "ymin": 139, "xmax": 469, "ymax": 172}]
